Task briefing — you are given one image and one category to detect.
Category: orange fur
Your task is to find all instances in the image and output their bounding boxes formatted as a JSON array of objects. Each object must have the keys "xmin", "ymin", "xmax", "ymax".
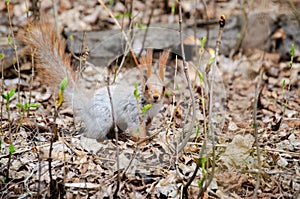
[
  {"xmin": 20, "ymin": 19, "xmax": 75, "ymax": 90},
  {"xmin": 158, "ymin": 50, "xmax": 169, "ymax": 81}
]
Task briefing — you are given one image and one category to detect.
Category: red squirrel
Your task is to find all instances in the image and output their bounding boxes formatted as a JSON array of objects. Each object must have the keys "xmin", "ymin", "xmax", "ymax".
[{"xmin": 21, "ymin": 20, "xmax": 169, "ymax": 141}]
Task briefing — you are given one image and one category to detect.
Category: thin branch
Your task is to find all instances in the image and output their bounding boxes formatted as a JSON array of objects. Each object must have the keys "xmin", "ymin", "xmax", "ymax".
[
  {"xmin": 106, "ymin": 75, "xmax": 120, "ymax": 197},
  {"xmin": 6, "ymin": 1, "xmax": 21, "ymax": 108},
  {"xmin": 27, "ymin": 51, "xmax": 35, "ymax": 117},
  {"xmin": 200, "ymin": 0, "xmax": 210, "ymax": 47},
  {"xmin": 252, "ymin": 64, "xmax": 264, "ymax": 199},
  {"xmin": 98, "ymin": 0, "xmax": 139, "ymax": 67},
  {"xmin": 52, "ymin": 0, "xmax": 59, "ymax": 37},
  {"xmin": 177, "ymin": 0, "xmax": 196, "ymax": 153},
  {"xmin": 197, "ymin": 15, "xmax": 226, "ymax": 198},
  {"xmin": 178, "ymin": 0, "xmax": 197, "ymax": 197},
  {"xmin": 0, "ymin": 50, "xmax": 4, "ymax": 137},
  {"xmin": 138, "ymin": 0, "xmax": 155, "ymax": 58}
]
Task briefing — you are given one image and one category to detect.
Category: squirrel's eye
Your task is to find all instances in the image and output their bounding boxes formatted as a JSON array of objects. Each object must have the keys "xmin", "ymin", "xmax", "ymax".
[
  {"xmin": 145, "ymin": 84, "xmax": 149, "ymax": 91},
  {"xmin": 162, "ymin": 86, "xmax": 165, "ymax": 93}
]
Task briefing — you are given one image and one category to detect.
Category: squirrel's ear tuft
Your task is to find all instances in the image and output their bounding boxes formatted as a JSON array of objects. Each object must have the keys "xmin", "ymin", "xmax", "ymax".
[
  {"xmin": 158, "ymin": 50, "xmax": 169, "ymax": 81},
  {"xmin": 146, "ymin": 49, "xmax": 153, "ymax": 79},
  {"xmin": 139, "ymin": 49, "xmax": 153, "ymax": 80}
]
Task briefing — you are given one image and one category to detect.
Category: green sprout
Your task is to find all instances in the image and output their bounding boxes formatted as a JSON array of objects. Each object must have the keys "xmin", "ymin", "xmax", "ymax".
[
  {"xmin": 7, "ymin": 34, "xmax": 11, "ymax": 45},
  {"xmin": 2, "ymin": 88, "xmax": 16, "ymax": 109},
  {"xmin": 0, "ymin": 53, "xmax": 5, "ymax": 61},
  {"xmin": 290, "ymin": 43, "xmax": 294, "ymax": 67},
  {"xmin": 201, "ymin": 36, "xmax": 207, "ymax": 50},
  {"xmin": 141, "ymin": 104, "xmax": 152, "ymax": 115},
  {"xmin": 198, "ymin": 71, "xmax": 203, "ymax": 84},
  {"xmin": 57, "ymin": 77, "xmax": 68, "ymax": 108},
  {"xmin": 165, "ymin": 89, "xmax": 172, "ymax": 97},
  {"xmin": 9, "ymin": 144, "xmax": 15, "ymax": 154},
  {"xmin": 195, "ymin": 125, "xmax": 200, "ymax": 138},
  {"xmin": 197, "ymin": 157, "xmax": 207, "ymax": 187},
  {"xmin": 136, "ymin": 23, "xmax": 147, "ymax": 29},
  {"xmin": 281, "ymin": 79, "xmax": 286, "ymax": 90},
  {"xmin": 16, "ymin": 102, "xmax": 41, "ymax": 115},
  {"xmin": 115, "ymin": 12, "xmax": 131, "ymax": 19},
  {"xmin": 171, "ymin": 2, "xmax": 176, "ymax": 14},
  {"xmin": 133, "ymin": 82, "xmax": 140, "ymax": 100}
]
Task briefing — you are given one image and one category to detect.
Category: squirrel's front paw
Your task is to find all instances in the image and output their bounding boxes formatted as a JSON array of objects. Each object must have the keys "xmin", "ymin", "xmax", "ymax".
[{"xmin": 129, "ymin": 128, "xmax": 147, "ymax": 145}]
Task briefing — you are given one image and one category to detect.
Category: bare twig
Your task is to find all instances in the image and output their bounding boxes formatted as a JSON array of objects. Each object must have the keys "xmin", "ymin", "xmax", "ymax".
[
  {"xmin": 37, "ymin": 149, "xmax": 43, "ymax": 199},
  {"xmin": 252, "ymin": 64, "xmax": 264, "ymax": 199},
  {"xmin": 138, "ymin": 0, "xmax": 155, "ymax": 58},
  {"xmin": 178, "ymin": 0, "xmax": 197, "ymax": 197},
  {"xmin": 129, "ymin": 0, "xmax": 134, "ymax": 31},
  {"xmin": 177, "ymin": 0, "xmax": 196, "ymax": 153},
  {"xmin": 288, "ymin": 0, "xmax": 300, "ymax": 26},
  {"xmin": 0, "ymin": 50, "xmax": 4, "ymax": 135},
  {"xmin": 106, "ymin": 74, "xmax": 121, "ymax": 197},
  {"xmin": 48, "ymin": 103, "xmax": 58, "ymax": 195},
  {"xmin": 52, "ymin": 0, "xmax": 59, "ymax": 37},
  {"xmin": 27, "ymin": 52, "xmax": 35, "ymax": 117},
  {"xmin": 197, "ymin": 15, "xmax": 226, "ymax": 198},
  {"xmin": 200, "ymin": 0, "xmax": 210, "ymax": 47},
  {"xmin": 6, "ymin": 1, "xmax": 21, "ymax": 107},
  {"xmin": 98, "ymin": 0, "xmax": 139, "ymax": 67},
  {"xmin": 31, "ymin": 0, "xmax": 40, "ymax": 21}
]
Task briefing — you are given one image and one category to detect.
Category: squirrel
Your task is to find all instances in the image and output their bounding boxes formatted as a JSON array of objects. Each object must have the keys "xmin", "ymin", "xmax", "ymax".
[{"xmin": 21, "ymin": 20, "xmax": 169, "ymax": 141}]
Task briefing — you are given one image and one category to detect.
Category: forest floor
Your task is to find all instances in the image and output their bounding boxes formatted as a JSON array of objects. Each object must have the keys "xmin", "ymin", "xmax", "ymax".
[{"xmin": 0, "ymin": 0, "xmax": 300, "ymax": 198}]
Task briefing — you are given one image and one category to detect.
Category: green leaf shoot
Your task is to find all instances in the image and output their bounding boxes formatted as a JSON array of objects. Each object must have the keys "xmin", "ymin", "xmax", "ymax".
[
  {"xmin": 136, "ymin": 23, "xmax": 147, "ymax": 30},
  {"xmin": 281, "ymin": 79, "xmax": 285, "ymax": 89},
  {"xmin": 0, "ymin": 53, "xmax": 5, "ymax": 61},
  {"xmin": 133, "ymin": 82, "xmax": 140, "ymax": 100},
  {"xmin": 171, "ymin": 2, "xmax": 175, "ymax": 14},
  {"xmin": 197, "ymin": 179, "xmax": 203, "ymax": 187},
  {"xmin": 201, "ymin": 157, "xmax": 207, "ymax": 176},
  {"xmin": 8, "ymin": 88, "xmax": 16, "ymax": 99},
  {"xmin": 2, "ymin": 88, "xmax": 16, "ymax": 101},
  {"xmin": 201, "ymin": 36, "xmax": 207, "ymax": 50},
  {"xmin": 290, "ymin": 44, "xmax": 295, "ymax": 58},
  {"xmin": 165, "ymin": 89, "xmax": 171, "ymax": 96},
  {"xmin": 290, "ymin": 43, "xmax": 294, "ymax": 66},
  {"xmin": 7, "ymin": 34, "xmax": 11, "ymax": 45},
  {"xmin": 198, "ymin": 71, "xmax": 203, "ymax": 84},
  {"xmin": 57, "ymin": 77, "xmax": 68, "ymax": 108},
  {"xmin": 195, "ymin": 125, "xmax": 200, "ymax": 137},
  {"xmin": 60, "ymin": 77, "xmax": 68, "ymax": 92},
  {"xmin": 9, "ymin": 144, "xmax": 15, "ymax": 154},
  {"xmin": 142, "ymin": 104, "xmax": 152, "ymax": 115}
]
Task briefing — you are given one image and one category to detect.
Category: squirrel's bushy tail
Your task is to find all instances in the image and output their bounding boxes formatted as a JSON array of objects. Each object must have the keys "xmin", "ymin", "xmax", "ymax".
[{"xmin": 21, "ymin": 20, "xmax": 75, "ymax": 93}]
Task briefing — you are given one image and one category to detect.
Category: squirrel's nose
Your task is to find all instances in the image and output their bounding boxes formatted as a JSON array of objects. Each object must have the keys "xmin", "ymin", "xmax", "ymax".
[{"xmin": 153, "ymin": 95, "xmax": 159, "ymax": 102}]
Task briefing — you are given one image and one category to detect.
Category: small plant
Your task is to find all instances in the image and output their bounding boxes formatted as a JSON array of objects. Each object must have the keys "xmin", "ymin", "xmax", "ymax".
[
  {"xmin": 133, "ymin": 82, "xmax": 152, "ymax": 115},
  {"xmin": 141, "ymin": 104, "xmax": 152, "ymax": 115},
  {"xmin": 195, "ymin": 125, "xmax": 200, "ymax": 138},
  {"xmin": 1, "ymin": 88, "xmax": 16, "ymax": 182},
  {"xmin": 197, "ymin": 157, "xmax": 207, "ymax": 188},
  {"xmin": 133, "ymin": 82, "xmax": 140, "ymax": 100},
  {"xmin": 57, "ymin": 77, "xmax": 68, "ymax": 108},
  {"xmin": 2, "ymin": 88, "xmax": 16, "ymax": 110},
  {"xmin": 16, "ymin": 102, "xmax": 41, "ymax": 116},
  {"xmin": 282, "ymin": 43, "xmax": 295, "ymax": 113},
  {"xmin": 200, "ymin": 36, "xmax": 207, "ymax": 54},
  {"xmin": 47, "ymin": 77, "xmax": 68, "ymax": 195}
]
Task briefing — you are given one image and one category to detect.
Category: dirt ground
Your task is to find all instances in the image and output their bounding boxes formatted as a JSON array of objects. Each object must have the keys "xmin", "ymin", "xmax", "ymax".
[{"xmin": 0, "ymin": 0, "xmax": 300, "ymax": 198}]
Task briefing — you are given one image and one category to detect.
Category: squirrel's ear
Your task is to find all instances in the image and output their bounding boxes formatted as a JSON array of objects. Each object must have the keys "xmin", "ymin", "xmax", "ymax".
[
  {"xmin": 158, "ymin": 50, "xmax": 169, "ymax": 81},
  {"xmin": 146, "ymin": 49, "xmax": 153, "ymax": 79},
  {"xmin": 139, "ymin": 49, "xmax": 153, "ymax": 80}
]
